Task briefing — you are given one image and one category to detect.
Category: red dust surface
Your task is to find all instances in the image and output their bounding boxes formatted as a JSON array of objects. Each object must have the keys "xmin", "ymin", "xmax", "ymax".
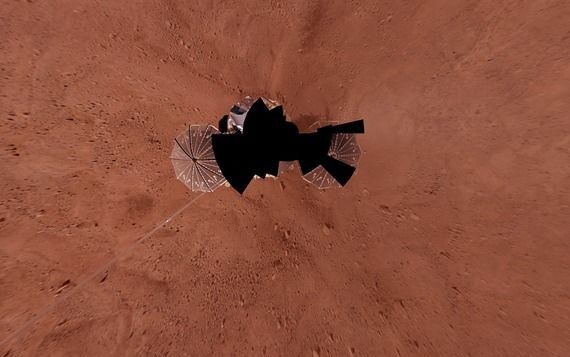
[{"xmin": 1, "ymin": 1, "xmax": 569, "ymax": 356}]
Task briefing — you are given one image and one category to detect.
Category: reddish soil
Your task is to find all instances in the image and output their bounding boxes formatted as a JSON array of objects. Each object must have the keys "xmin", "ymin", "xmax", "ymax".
[{"xmin": 1, "ymin": 1, "xmax": 569, "ymax": 356}]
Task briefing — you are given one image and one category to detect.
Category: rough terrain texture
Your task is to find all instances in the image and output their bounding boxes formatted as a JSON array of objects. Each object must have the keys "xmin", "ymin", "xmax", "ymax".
[{"xmin": 1, "ymin": 0, "xmax": 569, "ymax": 356}]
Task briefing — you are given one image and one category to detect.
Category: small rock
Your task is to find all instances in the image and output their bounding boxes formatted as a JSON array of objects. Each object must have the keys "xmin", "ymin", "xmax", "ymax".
[
  {"xmin": 55, "ymin": 279, "xmax": 71, "ymax": 294},
  {"xmin": 379, "ymin": 205, "xmax": 391, "ymax": 213}
]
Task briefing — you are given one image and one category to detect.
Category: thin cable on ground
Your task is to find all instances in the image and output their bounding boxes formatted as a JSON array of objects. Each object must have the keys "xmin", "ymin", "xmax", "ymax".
[{"xmin": 0, "ymin": 192, "xmax": 205, "ymax": 348}]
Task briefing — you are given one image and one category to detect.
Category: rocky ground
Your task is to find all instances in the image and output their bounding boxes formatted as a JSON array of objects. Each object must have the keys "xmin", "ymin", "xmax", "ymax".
[{"xmin": 1, "ymin": 0, "xmax": 569, "ymax": 356}]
